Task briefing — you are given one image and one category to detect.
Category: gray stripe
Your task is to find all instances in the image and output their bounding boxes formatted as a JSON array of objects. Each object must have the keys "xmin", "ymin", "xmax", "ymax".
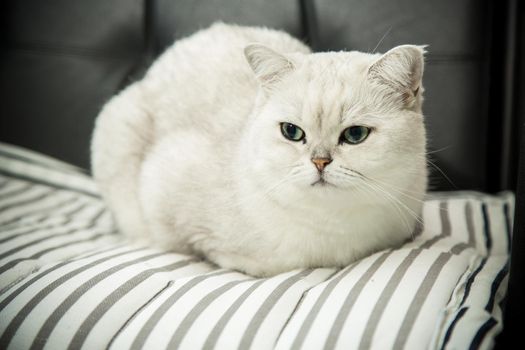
[
  {"xmin": 167, "ymin": 278, "xmax": 252, "ymax": 348},
  {"xmin": 0, "ymin": 247, "xmax": 144, "ymax": 348},
  {"xmin": 289, "ymin": 266, "xmax": 357, "ymax": 350},
  {"xmin": 420, "ymin": 201, "xmax": 450, "ymax": 249},
  {"xmin": 0, "ymin": 206, "xmax": 106, "ymax": 260},
  {"xmin": 0, "ymin": 188, "xmax": 55, "ymax": 213},
  {"xmin": 392, "ymin": 252, "xmax": 452, "ymax": 349},
  {"xmin": 107, "ymin": 280, "xmax": 174, "ymax": 349},
  {"xmin": 130, "ymin": 270, "xmax": 230, "ymax": 350},
  {"xmin": 0, "ymin": 194, "xmax": 99, "ymax": 228},
  {"xmin": 412, "ymin": 220, "xmax": 424, "ymax": 238},
  {"xmin": 0, "ymin": 244, "xmax": 125, "ymax": 309},
  {"xmin": 238, "ymin": 269, "xmax": 312, "ymax": 350},
  {"xmin": 0, "ymin": 178, "xmax": 15, "ymax": 192},
  {"xmin": 67, "ymin": 258, "xmax": 195, "ymax": 350},
  {"xmin": 0, "ymin": 169, "xmax": 100, "ymax": 199},
  {"xmin": 0, "ymin": 149, "xmax": 86, "ymax": 175},
  {"xmin": 0, "ymin": 179, "xmax": 9, "ymax": 190},
  {"xmin": 447, "ymin": 201, "xmax": 475, "ymax": 255},
  {"xmin": 29, "ymin": 252, "xmax": 168, "ymax": 350},
  {"xmin": 276, "ymin": 269, "xmax": 339, "ymax": 346},
  {"xmin": 465, "ymin": 201, "xmax": 476, "ymax": 247},
  {"xmin": 357, "ymin": 249, "xmax": 423, "ymax": 350},
  {"xmin": 0, "ymin": 183, "xmax": 33, "ymax": 201},
  {"xmin": 323, "ymin": 251, "xmax": 392, "ymax": 350},
  {"xmin": 358, "ymin": 200, "xmax": 459, "ymax": 349},
  {"xmin": 0, "ymin": 198, "xmax": 87, "ymax": 244},
  {"xmin": 202, "ymin": 279, "xmax": 266, "ymax": 350},
  {"xmin": 450, "ymin": 242, "xmax": 471, "ymax": 255},
  {"xmin": 0, "ymin": 229, "xmax": 118, "ymax": 278},
  {"xmin": 439, "ymin": 254, "xmax": 487, "ymax": 350},
  {"xmin": 0, "ymin": 195, "xmax": 87, "ymax": 228}
]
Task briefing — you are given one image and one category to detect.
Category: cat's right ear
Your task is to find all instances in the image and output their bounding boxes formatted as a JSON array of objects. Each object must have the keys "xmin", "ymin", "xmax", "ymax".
[
  {"xmin": 367, "ymin": 45, "xmax": 426, "ymax": 110},
  {"xmin": 244, "ymin": 44, "xmax": 294, "ymax": 90}
]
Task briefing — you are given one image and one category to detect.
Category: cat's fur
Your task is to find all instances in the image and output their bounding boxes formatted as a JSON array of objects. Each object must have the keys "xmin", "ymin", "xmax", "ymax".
[{"xmin": 91, "ymin": 23, "xmax": 427, "ymax": 277}]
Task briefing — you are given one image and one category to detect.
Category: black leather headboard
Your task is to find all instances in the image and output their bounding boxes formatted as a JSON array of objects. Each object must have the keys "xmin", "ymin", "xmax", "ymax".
[{"xmin": 0, "ymin": 0, "xmax": 520, "ymax": 193}]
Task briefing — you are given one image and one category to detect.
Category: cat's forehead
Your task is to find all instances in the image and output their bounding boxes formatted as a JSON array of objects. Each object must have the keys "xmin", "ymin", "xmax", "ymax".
[
  {"xmin": 297, "ymin": 83, "xmax": 354, "ymax": 131},
  {"xmin": 301, "ymin": 51, "xmax": 378, "ymax": 80},
  {"xmin": 291, "ymin": 52, "xmax": 376, "ymax": 127}
]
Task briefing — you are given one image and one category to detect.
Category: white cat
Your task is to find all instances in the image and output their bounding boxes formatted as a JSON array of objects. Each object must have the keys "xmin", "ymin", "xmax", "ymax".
[{"xmin": 91, "ymin": 23, "xmax": 427, "ymax": 277}]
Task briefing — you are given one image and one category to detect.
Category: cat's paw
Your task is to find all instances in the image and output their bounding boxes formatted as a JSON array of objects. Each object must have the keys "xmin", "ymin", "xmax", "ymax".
[
  {"xmin": 206, "ymin": 251, "xmax": 268, "ymax": 277},
  {"xmin": 189, "ymin": 233, "xmax": 283, "ymax": 277}
]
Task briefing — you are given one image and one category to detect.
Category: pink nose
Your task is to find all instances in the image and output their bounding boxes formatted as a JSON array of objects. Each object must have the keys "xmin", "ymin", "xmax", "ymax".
[{"xmin": 311, "ymin": 157, "xmax": 332, "ymax": 172}]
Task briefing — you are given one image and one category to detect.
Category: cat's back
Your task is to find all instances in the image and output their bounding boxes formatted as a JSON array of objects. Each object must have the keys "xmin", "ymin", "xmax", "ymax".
[
  {"xmin": 92, "ymin": 24, "xmax": 308, "ymax": 240},
  {"xmin": 146, "ymin": 23, "xmax": 309, "ymax": 84},
  {"xmin": 140, "ymin": 23, "xmax": 310, "ymax": 132}
]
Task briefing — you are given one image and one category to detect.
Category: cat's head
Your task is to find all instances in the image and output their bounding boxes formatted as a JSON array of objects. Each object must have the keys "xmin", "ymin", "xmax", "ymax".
[{"xmin": 240, "ymin": 44, "xmax": 427, "ymax": 206}]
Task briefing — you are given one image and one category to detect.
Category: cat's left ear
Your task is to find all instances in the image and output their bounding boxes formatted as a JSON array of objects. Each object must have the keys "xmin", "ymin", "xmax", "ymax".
[
  {"xmin": 244, "ymin": 44, "xmax": 295, "ymax": 90},
  {"xmin": 368, "ymin": 45, "xmax": 426, "ymax": 109}
]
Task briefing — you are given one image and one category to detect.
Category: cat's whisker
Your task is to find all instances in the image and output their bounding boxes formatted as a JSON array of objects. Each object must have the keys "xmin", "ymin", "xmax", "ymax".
[
  {"xmin": 236, "ymin": 168, "xmax": 312, "ymax": 206},
  {"xmin": 425, "ymin": 145, "xmax": 452, "ymax": 155},
  {"xmin": 354, "ymin": 179, "xmax": 413, "ymax": 234},
  {"xmin": 364, "ymin": 177, "xmax": 426, "ymax": 204},
  {"xmin": 350, "ymin": 181, "xmax": 372, "ymax": 201},
  {"xmin": 362, "ymin": 180, "xmax": 414, "ymax": 233},
  {"xmin": 366, "ymin": 180, "xmax": 424, "ymax": 227},
  {"xmin": 371, "ymin": 26, "xmax": 393, "ymax": 54},
  {"xmin": 367, "ymin": 182, "xmax": 410, "ymax": 229},
  {"xmin": 261, "ymin": 172, "xmax": 306, "ymax": 197},
  {"xmin": 347, "ymin": 178, "xmax": 380, "ymax": 203},
  {"xmin": 426, "ymin": 159, "xmax": 457, "ymax": 189},
  {"xmin": 339, "ymin": 165, "xmax": 427, "ymax": 196},
  {"xmin": 280, "ymin": 163, "xmax": 304, "ymax": 170},
  {"xmin": 411, "ymin": 151, "xmax": 456, "ymax": 185},
  {"xmin": 171, "ymin": 167, "xmax": 314, "ymax": 213},
  {"xmin": 354, "ymin": 171, "xmax": 424, "ymax": 227},
  {"xmin": 338, "ymin": 166, "xmax": 366, "ymax": 177}
]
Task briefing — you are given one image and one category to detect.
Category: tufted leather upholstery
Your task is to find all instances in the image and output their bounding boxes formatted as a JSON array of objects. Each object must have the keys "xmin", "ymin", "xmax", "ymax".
[{"xmin": 0, "ymin": 0, "xmax": 520, "ymax": 192}]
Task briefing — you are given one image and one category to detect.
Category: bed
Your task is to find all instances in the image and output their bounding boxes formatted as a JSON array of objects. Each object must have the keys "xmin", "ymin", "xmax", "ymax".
[{"xmin": 0, "ymin": 143, "xmax": 513, "ymax": 349}]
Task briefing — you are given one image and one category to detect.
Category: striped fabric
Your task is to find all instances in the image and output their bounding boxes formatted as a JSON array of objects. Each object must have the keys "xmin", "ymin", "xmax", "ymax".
[{"xmin": 0, "ymin": 142, "xmax": 514, "ymax": 350}]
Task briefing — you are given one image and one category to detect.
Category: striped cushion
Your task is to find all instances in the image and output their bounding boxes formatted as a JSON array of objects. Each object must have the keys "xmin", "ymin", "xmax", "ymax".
[{"xmin": 0, "ymin": 142, "xmax": 514, "ymax": 350}]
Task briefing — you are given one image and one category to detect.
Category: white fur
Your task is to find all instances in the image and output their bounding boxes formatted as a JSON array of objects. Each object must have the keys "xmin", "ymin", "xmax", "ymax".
[{"xmin": 91, "ymin": 23, "xmax": 427, "ymax": 277}]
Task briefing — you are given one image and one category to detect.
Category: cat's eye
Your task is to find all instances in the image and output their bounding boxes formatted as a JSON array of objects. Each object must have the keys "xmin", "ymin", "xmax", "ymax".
[
  {"xmin": 341, "ymin": 126, "xmax": 371, "ymax": 144},
  {"xmin": 280, "ymin": 122, "xmax": 305, "ymax": 142}
]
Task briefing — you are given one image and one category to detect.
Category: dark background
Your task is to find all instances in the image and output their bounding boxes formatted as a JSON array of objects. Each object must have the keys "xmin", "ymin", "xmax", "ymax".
[
  {"xmin": 1, "ymin": 0, "xmax": 523, "ymax": 193},
  {"xmin": 1, "ymin": 0, "xmax": 524, "ymax": 347}
]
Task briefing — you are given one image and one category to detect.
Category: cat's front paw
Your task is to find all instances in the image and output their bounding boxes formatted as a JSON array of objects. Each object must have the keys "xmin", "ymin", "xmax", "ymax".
[
  {"xmin": 189, "ymin": 233, "xmax": 284, "ymax": 277},
  {"xmin": 207, "ymin": 251, "xmax": 262, "ymax": 277}
]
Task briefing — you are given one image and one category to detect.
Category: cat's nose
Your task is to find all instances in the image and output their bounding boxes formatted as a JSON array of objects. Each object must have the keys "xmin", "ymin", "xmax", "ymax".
[{"xmin": 311, "ymin": 157, "xmax": 332, "ymax": 172}]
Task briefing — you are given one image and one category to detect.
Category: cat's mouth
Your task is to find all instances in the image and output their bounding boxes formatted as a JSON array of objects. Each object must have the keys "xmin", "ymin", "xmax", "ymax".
[{"xmin": 311, "ymin": 177, "xmax": 335, "ymax": 187}]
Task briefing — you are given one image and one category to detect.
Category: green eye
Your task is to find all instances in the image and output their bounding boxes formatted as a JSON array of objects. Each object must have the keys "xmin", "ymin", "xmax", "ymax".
[
  {"xmin": 341, "ymin": 126, "xmax": 371, "ymax": 144},
  {"xmin": 280, "ymin": 122, "xmax": 305, "ymax": 142}
]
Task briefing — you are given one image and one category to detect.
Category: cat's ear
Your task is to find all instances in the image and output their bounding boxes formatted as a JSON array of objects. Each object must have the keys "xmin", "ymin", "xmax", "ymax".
[
  {"xmin": 244, "ymin": 44, "xmax": 294, "ymax": 90},
  {"xmin": 367, "ymin": 45, "xmax": 426, "ymax": 109}
]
